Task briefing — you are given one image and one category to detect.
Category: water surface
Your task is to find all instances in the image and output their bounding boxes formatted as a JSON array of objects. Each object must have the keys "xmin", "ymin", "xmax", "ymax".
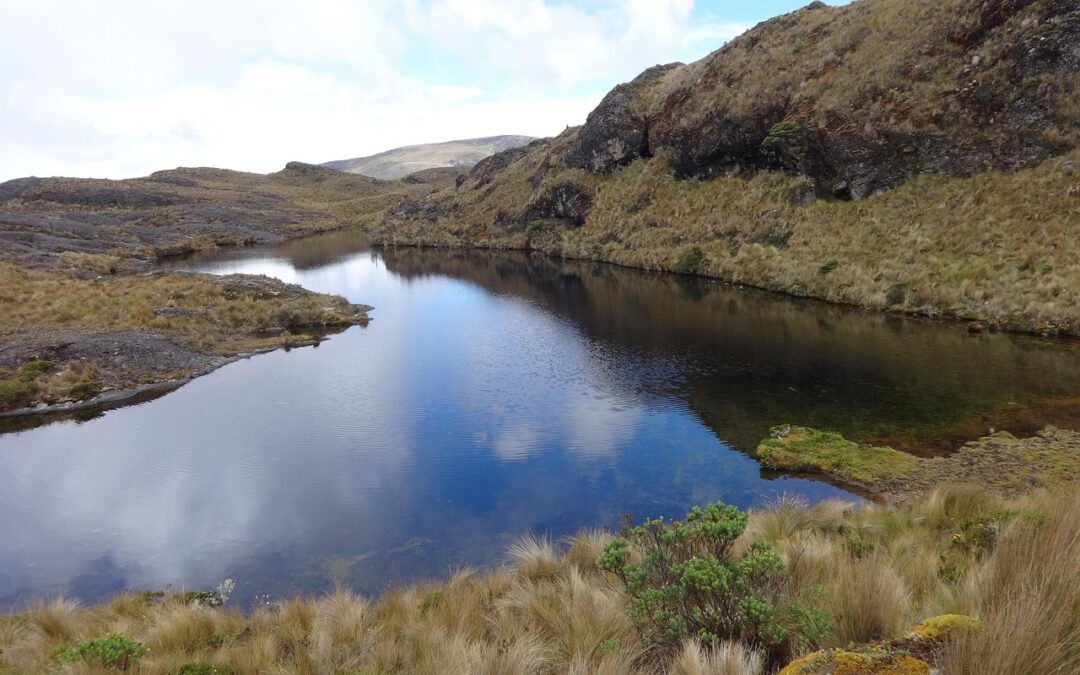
[{"xmin": 2, "ymin": 231, "xmax": 1078, "ymax": 607}]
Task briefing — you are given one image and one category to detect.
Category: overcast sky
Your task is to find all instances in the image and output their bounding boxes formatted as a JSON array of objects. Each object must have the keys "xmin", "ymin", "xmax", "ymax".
[{"xmin": 0, "ymin": 1, "xmax": 842, "ymax": 181}]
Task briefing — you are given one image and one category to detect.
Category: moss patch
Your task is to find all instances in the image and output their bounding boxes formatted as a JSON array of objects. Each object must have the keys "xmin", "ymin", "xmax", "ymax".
[
  {"xmin": 779, "ymin": 649, "xmax": 931, "ymax": 675},
  {"xmin": 906, "ymin": 614, "xmax": 983, "ymax": 642},
  {"xmin": 756, "ymin": 425, "xmax": 1080, "ymax": 499},
  {"xmin": 757, "ymin": 426, "xmax": 920, "ymax": 488}
]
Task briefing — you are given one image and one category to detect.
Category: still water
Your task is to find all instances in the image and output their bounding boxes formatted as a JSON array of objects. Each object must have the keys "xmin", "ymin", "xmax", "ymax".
[{"xmin": 2, "ymin": 231, "xmax": 1079, "ymax": 607}]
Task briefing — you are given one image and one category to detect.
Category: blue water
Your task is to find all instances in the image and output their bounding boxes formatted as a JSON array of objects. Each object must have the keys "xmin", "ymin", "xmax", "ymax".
[{"xmin": 2, "ymin": 232, "xmax": 1077, "ymax": 608}]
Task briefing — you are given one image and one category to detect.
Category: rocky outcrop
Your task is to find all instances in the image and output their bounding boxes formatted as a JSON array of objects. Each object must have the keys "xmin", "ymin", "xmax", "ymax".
[
  {"xmin": 561, "ymin": 0, "xmax": 1078, "ymax": 199},
  {"xmin": 0, "ymin": 163, "xmax": 433, "ymax": 269},
  {"xmin": 469, "ymin": 139, "xmax": 548, "ymax": 186},
  {"xmin": 564, "ymin": 63, "xmax": 682, "ymax": 173},
  {"xmin": 386, "ymin": 198, "xmax": 448, "ymax": 223},
  {"xmin": 525, "ymin": 180, "xmax": 594, "ymax": 226}
]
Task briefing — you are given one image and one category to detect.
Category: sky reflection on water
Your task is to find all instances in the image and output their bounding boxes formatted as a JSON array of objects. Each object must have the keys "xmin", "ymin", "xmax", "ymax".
[{"xmin": 3, "ymin": 232, "xmax": 1078, "ymax": 607}]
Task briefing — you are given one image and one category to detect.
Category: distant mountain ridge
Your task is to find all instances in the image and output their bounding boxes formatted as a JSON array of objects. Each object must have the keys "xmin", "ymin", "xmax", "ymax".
[{"xmin": 322, "ymin": 135, "xmax": 536, "ymax": 180}]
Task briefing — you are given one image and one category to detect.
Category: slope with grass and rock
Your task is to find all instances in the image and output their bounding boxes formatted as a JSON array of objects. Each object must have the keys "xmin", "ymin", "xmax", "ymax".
[
  {"xmin": 0, "ymin": 162, "xmax": 438, "ymax": 419},
  {"xmin": 372, "ymin": 0, "xmax": 1080, "ymax": 336}
]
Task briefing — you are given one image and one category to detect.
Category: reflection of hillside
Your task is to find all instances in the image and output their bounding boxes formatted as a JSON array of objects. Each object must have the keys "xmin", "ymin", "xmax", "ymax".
[
  {"xmin": 378, "ymin": 247, "xmax": 1080, "ymax": 455},
  {"xmin": 169, "ymin": 230, "xmax": 373, "ymax": 272}
]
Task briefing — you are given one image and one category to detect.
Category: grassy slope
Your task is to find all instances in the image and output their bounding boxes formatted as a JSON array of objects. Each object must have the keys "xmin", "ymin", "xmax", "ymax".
[
  {"xmin": 0, "ymin": 162, "xmax": 443, "ymax": 271},
  {"xmin": 372, "ymin": 0, "xmax": 1080, "ymax": 336},
  {"xmin": 0, "ymin": 163, "xmax": 445, "ymax": 413},
  {"xmin": 1, "ymin": 486, "xmax": 1076, "ymax": 674}
]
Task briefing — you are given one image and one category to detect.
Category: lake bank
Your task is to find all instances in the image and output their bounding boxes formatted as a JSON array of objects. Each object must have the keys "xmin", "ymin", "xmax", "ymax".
[
  {"xmin": 0, "ymin": 265, "xmax": 369, "ymax": 420},
  {"xmin": 3, "ymin": 232, "xmax": 1079, "ymax": 612},
  {"xmin": 1, "ymin": 483, "xmax": 1075, "ymax": 675}
]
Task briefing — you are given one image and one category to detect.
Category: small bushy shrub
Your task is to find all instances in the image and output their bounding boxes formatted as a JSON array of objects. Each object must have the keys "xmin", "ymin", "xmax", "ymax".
[
  {"xmin": 676, "ymin": 246, "xmax": 705, "ymax": 274},
  {"xmin": 599, "ymin": 501, "xmax": 818, "ymax": 663},
  {"xmin": 56, "ymin": 632, "xmax": 147, "ymax": 670},
  {"xmin": 817, "ymin": 259, "xmax": 840, "ymax": 275},
  {"xmin": 177, "ymin": 662, "xmax": 237, "ymax": 675},
  {"xmin": 0, "ymin": 360, "xmax": 59, "ymax": 408}
]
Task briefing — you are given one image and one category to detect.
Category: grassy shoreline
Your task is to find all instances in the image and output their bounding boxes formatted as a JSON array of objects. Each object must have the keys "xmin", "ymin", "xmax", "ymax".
[
  {"xmin": 1, "ymin": 481, "xmax": 1076, "ymax": 674},
  {"xmin": 371, "ymin": 147, "xmax": 1080, "ymax": 340},
  {"xmin": 0, "ymin": 262, "xmax": 370, "ymax": 418}
]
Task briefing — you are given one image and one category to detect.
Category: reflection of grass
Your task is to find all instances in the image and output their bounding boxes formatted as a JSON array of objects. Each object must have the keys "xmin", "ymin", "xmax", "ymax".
[
  {"xmin": 377, "ymin": 247, "xmax": 1080, "ymax": 456},
  {"xmin": 377, "ymin": 138, "xmax": 1080, "ymax": 336},
  {"xmin": 1, "ymin": 486, "xmax": 1077, "ymax": 674}
]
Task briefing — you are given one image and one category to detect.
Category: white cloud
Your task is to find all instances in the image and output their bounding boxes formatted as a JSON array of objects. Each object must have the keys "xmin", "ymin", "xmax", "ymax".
[{"xmin": 0, "ymin": 0, "xmax": 750, "ymax": 181}]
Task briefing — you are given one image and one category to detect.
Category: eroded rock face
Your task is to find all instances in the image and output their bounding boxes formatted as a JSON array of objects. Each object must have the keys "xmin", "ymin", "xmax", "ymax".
[
  {"xmin": 470, "ymin": 140, "xmax": 547, "ymax": 186},
  {"xmin": 526, "ymin": 180, "xmax": 594, "ymax": 226},
  {"xmin": 386, "ymin": 199, "xmax": 447, "ymax": 223},
  {"xmin": 558, "ymin": 0, "xmax": 1078, "ymax": 199},
  {"xmin": 564, "ymin": 63, "xmax": 682, "ymax": 173}
]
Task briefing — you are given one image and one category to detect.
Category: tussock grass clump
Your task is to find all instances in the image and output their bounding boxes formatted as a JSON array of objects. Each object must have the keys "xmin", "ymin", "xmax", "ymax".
[{"xmin": 1, "ymin": 487, "xmax": 1078, "ymax": 673}]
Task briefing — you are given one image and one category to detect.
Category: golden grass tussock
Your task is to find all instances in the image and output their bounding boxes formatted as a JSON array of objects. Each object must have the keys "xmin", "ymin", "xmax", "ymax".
[
  {"xmin": 941, "ymin": 491, "xmax": 1080, "ymax": 674},
  {"xmin": 2, "ymin": 489, "xmax": 1079, "ymax": 673},
  {"xmin": 670, "ymin": 639, "xmax": 765, "ymax": 675}
]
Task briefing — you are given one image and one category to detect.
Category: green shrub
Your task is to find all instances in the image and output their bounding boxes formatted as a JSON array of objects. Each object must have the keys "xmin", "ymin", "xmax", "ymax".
[
  {"xmin": 675, "ymin": 246, "xmax": 705, "ymax": 274},
  {"xmin": 817, "ymin": 258, "xmax": 840, "ymax": 275},
  {"xmin": 177, "ymin": 662, "xmax": 237, "ymax": 675},
  {"xmin": 68, "ymin": 380, "xmax": 103, "ymax": 400},
  {"xmin": 598, "ymin": 501, "xmax": 801, "ymax": 661},
  {"xmin": 0, "ymin": 360, "xmax": 59, "ymax": 409},
  {"xmin": 885, "ymin": 282, "xmax": 909, "ymax": 306},
  {"xmin": 0, "ymin": 378, "xmax": 34, "ymax": 408},
  {"xmin": 56, "ymin": 633, "xmax": 147, "ymax": 670},
  {"xmin": 18, "ymin": 360, "xmax": 58, "ymax": 379},
  {"xmin": 762, "ymin": 120, "xmax": 800, "ymax": 146}
]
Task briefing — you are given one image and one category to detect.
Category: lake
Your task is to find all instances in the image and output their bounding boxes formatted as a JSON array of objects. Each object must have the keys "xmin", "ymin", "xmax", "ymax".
[{"xmin": 2, "ymin": 230, "xmax": 1078, "ymax": 608}]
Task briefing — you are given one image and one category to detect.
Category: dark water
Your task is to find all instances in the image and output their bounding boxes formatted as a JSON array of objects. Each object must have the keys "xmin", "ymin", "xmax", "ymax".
[{"xmin": 2, "ymin": 231, "xmax": 1079, "ymax": 608}]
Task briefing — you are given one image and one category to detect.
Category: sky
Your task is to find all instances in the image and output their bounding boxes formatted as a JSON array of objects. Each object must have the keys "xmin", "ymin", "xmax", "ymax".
[{"xmin": 0, "ymin": 1, "xmax": 845, "ymax": 181}]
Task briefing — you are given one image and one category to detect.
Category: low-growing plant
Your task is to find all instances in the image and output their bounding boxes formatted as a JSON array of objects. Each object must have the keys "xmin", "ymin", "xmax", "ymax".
[
  {"xmin": 598, "ymin": 501, "xmax": 810, "ymax": 664},
  {"xmin": 676, "ymin": 246, "xmax": 705, "ymax": 274},
  {"xmin": 56, "ymin": 632, "xmax": 148, "ymax": 669},
  {"xmin": 177, "ymin": 661, "xmax": 237, "ymax": 675},
  {"xmin": 0, "ymin": 360, "xmax": 59, "ymax": 409},
  {"xmin": 817, "ymin": 259, "xmax": 840, "ymax": 275}
]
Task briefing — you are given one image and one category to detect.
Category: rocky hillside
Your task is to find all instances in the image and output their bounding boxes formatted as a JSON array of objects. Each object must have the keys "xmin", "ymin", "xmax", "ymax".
[
  {"xmin": 374, "ymin": 0, "xmax": 1080, "ymax": 336},
  {"xmin": 0, "ymin": 162, "xmax": 446, "ymax": 272},
  {"xmin": 322, "ymin": 135, "xmax": 535, "ymax": 179}
]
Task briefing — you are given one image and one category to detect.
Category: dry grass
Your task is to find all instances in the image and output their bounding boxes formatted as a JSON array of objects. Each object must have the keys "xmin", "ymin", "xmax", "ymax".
[
  {"xmin": 374, "ymin": 144, "xmax": 1080, "ymax": 335},
  {"xmin": 0, "ymin": 263, "xmax": 367, "ymax": 409},
  {"xmin": 371, "ymin": 0, "xmax": 1080, "ymax": 337},
  {"xmin": 2, "ymin": 486, "xmax": 1078, "ymax": 673}
]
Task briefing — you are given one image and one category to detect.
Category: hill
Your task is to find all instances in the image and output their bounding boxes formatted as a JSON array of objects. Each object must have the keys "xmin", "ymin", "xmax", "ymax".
[
  {"xmin": 322, "ymin": 135, "xmax": 536, "ymax": 179},
  {"xmin": 0, "ymin": 161, "xmax": 444, "ymax": 272},
  {"xmin": 372, "ymin": 0, "xmax": 1080, "ymax": 336}
]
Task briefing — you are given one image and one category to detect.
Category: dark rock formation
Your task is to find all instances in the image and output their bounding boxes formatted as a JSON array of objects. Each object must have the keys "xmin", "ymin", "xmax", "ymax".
[
  {"xmin": 559, "ymin": 0, "xmax": 1078, "ymax": 199},
  {"xmin": 564, "ymin": 63, "xmax": 682, "ymax": 173},
  {"xmin": 526, "ymin": 181, "xmax": 594, "ymax": 227}
]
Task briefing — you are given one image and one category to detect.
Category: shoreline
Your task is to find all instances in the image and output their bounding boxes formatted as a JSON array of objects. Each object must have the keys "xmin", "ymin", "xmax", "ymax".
[
  {"xmin": 0, "ymin": 336, "xmax": 328, "ymax": 425},
  {"xmin": 370, "ymin": 239, "xmax": 1080, "ymax": 342}
]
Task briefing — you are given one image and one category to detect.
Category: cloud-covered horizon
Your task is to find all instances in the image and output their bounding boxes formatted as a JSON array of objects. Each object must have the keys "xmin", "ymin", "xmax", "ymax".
[{"xmin": 0, "ymin": 1, "xmax": 832, "ymax": 182}]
